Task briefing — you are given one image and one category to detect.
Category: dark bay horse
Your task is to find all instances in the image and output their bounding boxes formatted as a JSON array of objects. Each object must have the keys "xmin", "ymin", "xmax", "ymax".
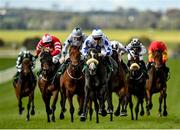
[
  {"xmin": 127, "ymin": 56, "xmax": 146, "ymax": 120},
  {"xmin": 111, "ymin": 49, "xmax": 128, "ymax": 116},
  {"xmin": 13, "ymin": 57, "xmax": 36, "ymax": 121},
  {"xmin": 38, "ymin": 51, "xmax": 59, "ymax": 122},
  {"xmin": 59, "ymin": 46, "xmax": 85, "ymax": 122},
  {"xmin": 80, "ymin": 48, "xmax": 112, "ymax": 123},
  {"xmin": 146, "ymin": 49, "xmax": 167, "ymax": 117}
]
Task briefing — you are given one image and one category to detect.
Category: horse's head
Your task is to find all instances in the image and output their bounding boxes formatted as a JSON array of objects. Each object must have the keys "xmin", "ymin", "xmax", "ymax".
[
  {"xmin": 153, "ymin": 49, "xmax": 163, "ymax": 68},
  {"xmin": 69, "ymin": 46, "xmax": 81, "ymax": 66},
  {"xmin": 40, "ymin": 51, "xmax": 53, "ymax": 76},
  {"xmin": 21, "ymin": 58, "xmax": 31, "ymax": 75},
  {"xmin": 86, "ymin": 48, "xmax": 99, "ymax": 75},
  {"xmin": 129, "ymin": 63, "xmax": 143, "ymax": 80}
]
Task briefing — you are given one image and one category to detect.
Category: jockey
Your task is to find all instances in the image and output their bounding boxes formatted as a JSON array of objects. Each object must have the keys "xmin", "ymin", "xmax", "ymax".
[
  {"xmin": 147, "ymin": 41, "xmax": 169, "ymax": 80},
  {"xmin": 34, "ymin": 33, "xmax": 62, "ymax": 75},
  {"xmin": 110, "ymin": 40, "xmax": 128, "ymax": 73},
  {"xmin": 58, "ymin": 27, "xmax": 87, "ymax": 75},
  {"xmin": 126, "ymin": 38, "xmax": 148, "ymax": 78},
  {"xmin": 81, "ymin": 28, "xmax": 113, "ymax": 71},
  {"xmin": 14, "ymin": 49, "xmax": 36, "ymax": 81}
]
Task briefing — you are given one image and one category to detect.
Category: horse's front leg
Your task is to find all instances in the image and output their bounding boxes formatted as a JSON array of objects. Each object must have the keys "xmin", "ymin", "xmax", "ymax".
[
  {"xmin": 129, "ymin": 95, "xmax": 134, "ymax": 120},
  {"xmin": 106, "ymin": 85, "xmax": 113, "ymax": 118},
  {"xmin": 120, "ymin": 88, "xmax": 128, "ymax": 116},
  {"xmin": 31, "ymin": 94, "xmax": 35, "ymax": 115},
  {"xmin": 88, "ymin": 100, "xmax": 93, "ymax": 121},
  {"xmin": 67, "ymin": 92, "xmax": 74, "ymax": 122},
  {"xmin": 77, "ymin": 94, "xmax": 84, "ymax": 116},
  {"xmin": 135, "ymin": 97, "xmax": 140, "ymax": 120},
  {"xmin": 99, "ymin": 87, "xmax": 107, "ymax": 117},
  {"xmin": 93, "ymin": 92, "xmax": 99, "ymax": 123},
  {"xmin": 163, "ymin": 90, "xmax": 168, "ymax": 116},
  {"xmin": 51, "ymin": 90, "xmax": 59, "ymax": 122},
  {"xmin": 18, "ymin": 97, "xmax": 24, "ymax": 115},
  {"xmin": 80, "ymin": 87, "xmax": 89, "ymax": 122},
  {"xmin": 114, "ymin": 98, "xmax": 121, "ymax": 116},
  {"xmin": 26, "ymin": 95, "xmax": 31, "ymax": 121},
  {"xmin": 43, "ymin": 94, "xmax": 51, "ymax": 122},
  {"xmin": 140, "ymin": 98, "xmax": 145, "ymax": 116},
  {"xmin": 59, "ymin": 88, "xmax": 67, "ymax": 120},
  {"xmin": 158, "ymin": 91, "xmax": 163, "ymax": 117},
  {"xmin": 146, "ymin": 89, "xmax": 152, "ymax": 116}
]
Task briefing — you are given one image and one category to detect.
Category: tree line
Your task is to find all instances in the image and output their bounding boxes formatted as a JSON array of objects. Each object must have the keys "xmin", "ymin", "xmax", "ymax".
[{"xmin": 0, "ymin": 8, "xmax": 180, "ymax": 30}]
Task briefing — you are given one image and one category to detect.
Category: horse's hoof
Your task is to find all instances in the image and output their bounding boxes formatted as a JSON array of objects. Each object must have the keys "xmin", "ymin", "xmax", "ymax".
[
  {"xmin": 59, "ymin": 113, "xmax": 64, "ymax": 120},
  {"xmin": 146, "ymin": 111, "xmax": 150, "ymax": 116},
  {"xmin": 80, "ymin": 114, "xmax": 86, "ymax": 122},
  {"xmin": 47, "ymin": 119, "xmax": 51, "ymax": 122},
  {"xmin": 163, "ymin": 111, "xmax": 168, "ymax": 116},
  {"xmin": 149, "ymin": 104, "xmax": 153, "ymax": 110},
  {"xmin": 78, "ymin": 110, "xmax": 83, "ymax": 116},
  {"xmin": 120, "ymin": 112, "xmax": 128, "ymax": 116},
  {"xmin": 51, "ymin": 116, "xmax": 55, "ymax": 122},
  {"xmin": 80, "ymin": 116, "xmax": 86, "ymax": 122},
  {"xmin": 140, "ymin": 111, "xmax": 144, "ymax": 116},
  {"xmin": 99, "ymin": 109, "xmax": 107, "ymax": 117},
  {"xmin": 158, "ymin": 112, "xmax": 162, "ymax": 117},
  {"xmin": 107, "ymin": 109, "xmax": 113, "ymax": 114},
  {"xmin": 26, "ymin": 117, "xmax": 30, "ymax": 121},
  {"xmin": 114, "ymin": 111, "xmax": 120, "ymax": 116},
  {"xmin": 31, "ymin": 110, "xmax": 35, "ymax": 115},
  {"xmin": 49, "ymin": 109, "xmax": 52, "ymax": 115}
]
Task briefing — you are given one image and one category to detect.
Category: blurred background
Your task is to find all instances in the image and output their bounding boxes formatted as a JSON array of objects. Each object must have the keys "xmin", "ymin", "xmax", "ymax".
[{"xmin": 0, "ymin": 0, "xmax": 180, "ymax": 128}]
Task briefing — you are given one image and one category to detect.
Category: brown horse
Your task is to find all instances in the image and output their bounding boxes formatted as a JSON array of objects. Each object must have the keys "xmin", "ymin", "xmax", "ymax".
[
  {"xmin": 59, "ymin": 46, "xmax": 85, "ymax": 122},
  {"xmin": 146, "ymin": 49, "xmax": 168, "ymax": 117},
  {"xmin": 13, "ymin": 57, "xmax": 36, "ymax": 121},
  {"xmin": 38, "ymin": 51, "xmax": 59, "ymax": 122},
  {"xmin": 111, "ymin": 50, "xmax": 128, "ymax": 116}
]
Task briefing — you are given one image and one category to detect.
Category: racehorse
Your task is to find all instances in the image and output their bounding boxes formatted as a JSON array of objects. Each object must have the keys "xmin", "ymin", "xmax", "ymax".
[
  {"xmin": 59, "ymin": 46, "xmax": 85, "ymax": 122},
  {"xmin": 80, "ymin": 48, "xmax": 112, "ymax": 123},
  {"xmin": 38, "ymin": 50, "xmax": 59, "ymax": 122},
  {"xmin": 146, "ymin": 49, "xmax": 168, "ymax": 117},
  {"xmin": 111, "ymin": 49, "xmax": 128, "ymax": 116},
  {"xmin": 13, "ymin": 57, "xmax": 36, "ymax": 121},
  {"xmin": 127, "ymin": 55, "xmax": 146, "ymax": 120}
]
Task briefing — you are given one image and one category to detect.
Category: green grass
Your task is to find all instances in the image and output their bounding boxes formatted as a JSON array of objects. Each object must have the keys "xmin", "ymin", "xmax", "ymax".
[
  {"xmin": 0, "ymin": 59, "xmax": 180, "ymax": 129},
  {"xmin": 0, "ymin": 58, "xmax": 16, "ymax": 70}
]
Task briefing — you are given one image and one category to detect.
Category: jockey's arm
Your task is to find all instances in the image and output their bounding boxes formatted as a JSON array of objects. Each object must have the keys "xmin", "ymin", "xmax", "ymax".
[
  {"xmin": 80, "ymin": 39, "xmax": 90, "ymax": 57},
  {"xmin": 51, "ymin": 41, "xmax": 62, "ymax": 56},
  {"xmin": 62, "ymin": 40, "xmax": 71, "ymax": 57},
  {"xmin": 101, "ymin": 40, "xmax": 112, "ymax": 57},
  {"xmin": 139, "ymin": 45, "xmax": 147, "ymax": 55}
]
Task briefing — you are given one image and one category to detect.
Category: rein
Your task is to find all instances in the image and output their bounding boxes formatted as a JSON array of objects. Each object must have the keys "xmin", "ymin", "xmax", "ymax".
[
  {"xmin": 132, "ymin": 72, "xmax": 144, "ymax": 80},
  {"xmin": 67, "ymin": 68, "xmax": 83, "ymax": 80},
  {"xmin": 66, "ymin": 60, "xmax": 84, "ymax": 80}
]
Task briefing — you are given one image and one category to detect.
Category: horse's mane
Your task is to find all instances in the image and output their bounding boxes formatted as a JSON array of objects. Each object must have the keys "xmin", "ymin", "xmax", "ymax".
[{"xmin": 40, "ymin": 51, "xmax": 52, "ymax": 62}]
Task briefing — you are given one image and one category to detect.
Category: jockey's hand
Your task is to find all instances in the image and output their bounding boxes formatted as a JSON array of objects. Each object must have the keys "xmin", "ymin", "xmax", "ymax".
[
  {"xmin": 60, "ymin": 56, "xmax": 65, "ymax": 64},
  {"xmin": 98, "ymin": 53, "xmax": 104, "ymax": 57},
  {"xmin": 52, "ymin": 57, "xmax": 59, "ymax": 64},
  {"xmin": 34, "ymin": 55, "xmax": 38, "ymax": 59}
]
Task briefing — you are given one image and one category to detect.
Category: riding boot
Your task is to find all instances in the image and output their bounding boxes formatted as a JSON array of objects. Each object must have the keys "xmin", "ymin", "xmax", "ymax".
[
  {"xmin": 121, "ymin": 60, "xmax": 129, "ymax": 73},
  {"xmin": 162, "ymin": 64, "xmax": 170, "ymax": 81},
  {"xmin": 140, "ymin": 60, "xmax": 149, "ymax": 79},
  {"xmin": 32, "ymin": 72, "xmax": 37, "ymax": 83},
  {"xmin": 58, "ymin": 60, "xmax": 69, "ymax": 75},
  {"xmin": 106, "ymin": 56, "xmax": 113, "ymax": 72},
  {"xmin": 147, "ymin": 62, "xmax": 152, "ymax": 71},
  {"xmin": 127, "ymin": 60, "xmax": 131, "ymax": 68},
  {"xmin": 14, "ymin": 71, "xmax": 20, "ymax": 82}
]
